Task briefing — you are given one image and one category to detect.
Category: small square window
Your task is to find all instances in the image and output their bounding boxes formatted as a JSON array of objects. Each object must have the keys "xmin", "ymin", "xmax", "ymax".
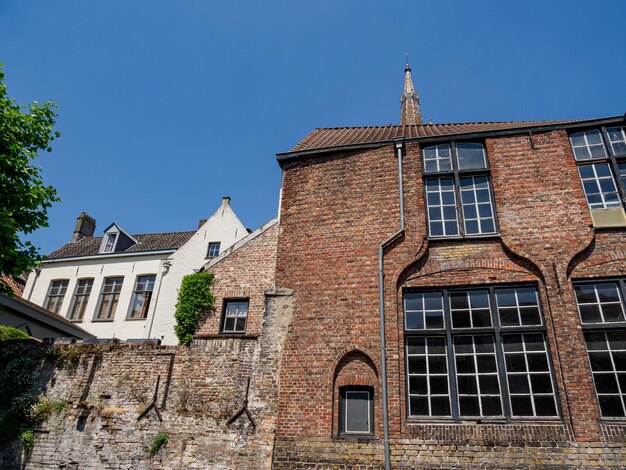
[
  {"xmin": 222, "ymin": 299, "xmax": 249, "ymax": 333},
  {"xmin": 207, "ymin": 242, "xmax": 221, "ymax": 258},
  {"xmin": 340, "ymin": 387, "xmax": 373, "ymax": 435}
]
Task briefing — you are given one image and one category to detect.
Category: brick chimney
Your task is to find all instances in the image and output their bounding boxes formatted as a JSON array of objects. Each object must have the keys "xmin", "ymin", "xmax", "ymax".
[
  {"xmin": 72, "ymin": 212, "xmax": 96, "ymax": 242},
  {"xmin": 222, "ymin": 196, "xmax": 231, "ymax": 206}
]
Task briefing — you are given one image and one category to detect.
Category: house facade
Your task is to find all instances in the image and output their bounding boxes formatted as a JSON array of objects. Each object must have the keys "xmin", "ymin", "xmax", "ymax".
[
  {"xmin": 268, "ymin": 66, "xmax": 626, "ymax": 467},
  {"xmin": 22, "ymin": 197, "xmax": 248, "ymax": 344}
]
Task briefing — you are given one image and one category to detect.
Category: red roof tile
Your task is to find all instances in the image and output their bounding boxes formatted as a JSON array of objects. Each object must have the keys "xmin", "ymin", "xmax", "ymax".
[{"xmin": 286, "ymin": 120, "xmax": 581, "ymax": 154}]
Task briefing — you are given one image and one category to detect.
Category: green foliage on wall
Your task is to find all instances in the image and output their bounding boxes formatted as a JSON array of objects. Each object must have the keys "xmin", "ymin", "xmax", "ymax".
[
  {"xmin": 19, "ymin": 428, "xmax": 35, "ymax": 453},
  {"xmin": 148, "ymin": 431, "xmax": 168, "ymax": 457},
  {"xmin": 0, "ymin": 342, "xmax": 67, "ymax": 443},
  {"xmin": 174, "ymin": 271, "xmax": 215, "ymax": 346},
  {"xmin": 0, "ymin": 325, "xmax": 29, "ymax": 341}
]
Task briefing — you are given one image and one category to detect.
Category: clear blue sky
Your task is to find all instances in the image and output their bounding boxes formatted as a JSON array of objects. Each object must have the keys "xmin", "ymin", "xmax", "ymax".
[{"xmin": 2, "ymin": 0, "xmax": 625, "ymax": 255}]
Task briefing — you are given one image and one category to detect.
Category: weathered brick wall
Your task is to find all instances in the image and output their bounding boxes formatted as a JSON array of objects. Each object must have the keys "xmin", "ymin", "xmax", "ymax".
[
  {"xmin": 274, "ymin": 129, "xmax": 626, "ymax": 467},
  {"xmin": 196, "ymin": 221, "xmax": 279, "ymax": 338},
  {"xmin": 0, "ymin": 290, "xmax": 292, "ymax": 470}
]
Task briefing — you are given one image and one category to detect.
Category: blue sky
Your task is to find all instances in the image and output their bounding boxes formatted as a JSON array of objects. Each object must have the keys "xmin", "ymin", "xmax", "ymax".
[{"xmin": 1, "ymin": 0, "xmax": 625, "ymax": 255}]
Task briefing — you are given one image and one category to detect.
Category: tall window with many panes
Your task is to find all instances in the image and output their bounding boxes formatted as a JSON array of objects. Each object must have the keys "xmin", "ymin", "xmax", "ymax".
[
  {"xmin": 45, "ymin": 279, "xmax": 69, "ymax": 315},
  {"xmin": 573, "ymin": 280, "xmax": 626, "ymax": 418},
  {"xmin": 128, "ymin": 275, "xmax": 156, "ymax": 319},
  {"xmin": 404, "ymin": 286, "xmax": 559, "ymax": 420},
  {"xmin": 422, "ymin": 142, "xmax": 497, "ymax": 238},
  {"xmin": 94, "ymin": 277, "xmax": 124, "ymax": 321},
  {"xmin": 569, "ymin": 127, "xmax": 626, "ymax": 210},
  {"xmin": 68, "ymin": 278, "xmax": 94, "ymax": 321}
]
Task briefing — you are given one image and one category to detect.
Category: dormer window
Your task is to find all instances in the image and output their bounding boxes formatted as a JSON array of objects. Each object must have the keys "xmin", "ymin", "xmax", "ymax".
[
  {"xmin": 102, "ymin": 233, "xmax": 118, "ymax": 253},
  {"xmin": 98, "ymin": 223, "xmax": 137, "ymax": 254}
]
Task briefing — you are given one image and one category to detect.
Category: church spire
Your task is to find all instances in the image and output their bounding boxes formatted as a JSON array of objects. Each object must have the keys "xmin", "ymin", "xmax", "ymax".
[{"xmin": 400, "ymin": 63, "xmax": 423, "ymax": 126}]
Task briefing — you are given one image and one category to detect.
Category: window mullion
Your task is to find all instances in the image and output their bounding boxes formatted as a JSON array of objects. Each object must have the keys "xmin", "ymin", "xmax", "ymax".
[
  {"xmin": 601, "ymin": 126, "xmax": 626, "ymax": 206},
  {"xmin": 444, "ymin": 289, "xmax": 460, "ymax": 421},
  {"xmin": 450, "ymin": 142, "xmax": 465, "ymax": 237},
  {"xmin": 490, "ymin": 287, "xmax": 512, "ymax": 420}
]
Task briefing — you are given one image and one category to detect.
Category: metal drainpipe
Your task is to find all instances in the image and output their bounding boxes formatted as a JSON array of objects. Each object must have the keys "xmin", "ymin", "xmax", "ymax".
[
  {"xmin": 146, "ymin": 259, "xmax": 171, "ymax": 341},
  {"xmin": 378, "ymin": 138, "xmax": 405, "ymax": 470}
]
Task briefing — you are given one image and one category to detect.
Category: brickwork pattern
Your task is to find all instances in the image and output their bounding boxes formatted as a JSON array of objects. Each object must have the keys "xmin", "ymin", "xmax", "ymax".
[
  {"xmin": 0, "ymin": 291, "xmax": 292, "ymax": 469},
  {"xmin": 195, "ymin": 221, "xmax": 279, "ymax": 338},
  {"xmin": 274, "ymin": 128, "xmax": 626, "ymax": 467}
]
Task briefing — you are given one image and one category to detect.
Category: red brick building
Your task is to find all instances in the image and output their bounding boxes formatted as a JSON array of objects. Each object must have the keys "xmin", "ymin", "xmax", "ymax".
[{"xmin": 270, "ymin": 66, "xmax": 626, "ymax": 467}]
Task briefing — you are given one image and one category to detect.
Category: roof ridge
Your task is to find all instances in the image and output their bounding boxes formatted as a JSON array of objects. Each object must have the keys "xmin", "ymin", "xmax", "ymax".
[{"xmin": 313, "ymin": 119, "xmax": 583, "ymax": 131}]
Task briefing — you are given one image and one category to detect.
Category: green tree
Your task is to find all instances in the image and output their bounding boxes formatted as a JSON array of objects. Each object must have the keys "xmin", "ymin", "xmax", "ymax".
[
  {"xmin": 0, "ymin": 64, "xmax": 60, "ymax": 295},
  {"xmin": 174, "ymin": 271, "xmax": 215, "ymax": 346}
]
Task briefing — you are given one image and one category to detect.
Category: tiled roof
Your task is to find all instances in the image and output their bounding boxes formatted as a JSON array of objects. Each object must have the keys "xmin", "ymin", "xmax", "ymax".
[
  {"xmin": 286, "ymin": 120, "xmax": 580, "ymax": 154},
  {"xmin": 46, "ymin": 231, "xmax": 195, "ymax": 260},
  {"xmin": 1, "ymin": 274, "xmax": 25, "ymax": 296},
  {"xmin": 0, "ymin": 294, "xmax": 94, "ymax": 339}
]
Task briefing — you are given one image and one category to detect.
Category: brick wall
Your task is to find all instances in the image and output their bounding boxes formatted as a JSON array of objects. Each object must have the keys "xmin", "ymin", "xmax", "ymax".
[
  {"xmin": 195, "ymin": 220, "xmax": 279, "ymax": 338},
  {"xmin": 273, "ymin": 129, "xmax": 626, "ymax": 467},
  {"xmin": 0, "ymin": 289, "xmax": 292, "ymax": 469}
]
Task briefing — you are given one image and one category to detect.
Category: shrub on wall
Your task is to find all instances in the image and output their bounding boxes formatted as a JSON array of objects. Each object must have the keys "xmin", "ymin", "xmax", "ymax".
[
  {"xmin": 174, "ymin": 271, "xmax": 215, "ymax": 346},
  {"xmin": 0, "ymin": 325, "xmax": 29, "ymax": 341}
]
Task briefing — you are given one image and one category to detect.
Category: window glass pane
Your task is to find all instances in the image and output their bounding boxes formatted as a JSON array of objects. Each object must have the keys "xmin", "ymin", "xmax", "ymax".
[
  {"xmin": 575, "ymin": 283, "xmax": 625, "ymax": 325},
  {"xmin": 577, "ymin": 164, "xmax": 621, "ymax": 210},
  {"xmin": 570, "ymin": 130, "xmax": 607, "ymax": 161},
  {"xmin": 207, "ymin": 242, "xmax": 221, "ymax": 257},
  {"xmin": 95, "ymin": 277, "xmax": 123, "ymax": 320},
  {"xmin": 68, "ymin": 279, "xmax": 93, "ymax": 321},
  {"xmin": 450, "ymin": 290, "xmax": 491, "ymax": 329},
  {"xmin": 344, "ymin": 391, "xmax": 370, "ymax": 433},
  {"xmin": 454, "ymin": 335, "xmax": 502, "ymax": 417},
  {"xmin": 584, "ymin": 331, "xmax": 626, "ymax": 418},
  {"xmin": 425, "ymin": 178, "xmax": 458, "ymax": 237},
  {"xmin": 495, "ymin": 287, "xmax": 542, "ymax": 327},
  {"xmin": 456, "ymin": 143, "xmax": 487, "ymax": 170},
  {"xmin": 607, "ymin": 127, "xmax": 626, "ymax": 156},
  {"xmin": 460, "ymin": 176, "xmax": 496, "ymax": 235},
  {"xmin": 45, "ymin": 280, "xmax": 69, "ymax": 315},
  {"xmin": 503, "ymin": 333, "xmax": 557, "ymax": 417},
  {"xmin": 406, "ymin": 336, "xmax": 451, "ymax": 417},
  {"xmin": 223, "ymin": 300, "xmax": 249, "ymax": 333},
  {"xmin": 405, "ymin": 292, "xmax": 443, "ymax": 330},
  {"xmin": 129, "ymin": 275, "xmax": 156, "ymax": 319},
  {"xmin": 618, "ymin": 162, "xmax": 626, "ymax": 190},
  {"xmin": 423, "ymin": 144, "xmax": 452, "ymax": 173}
]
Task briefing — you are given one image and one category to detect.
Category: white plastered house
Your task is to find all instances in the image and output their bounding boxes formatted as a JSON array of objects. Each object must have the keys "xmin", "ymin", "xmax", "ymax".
[{"xmin": 22, "ymin": 197, "xmax": 248, "ymax": 344}]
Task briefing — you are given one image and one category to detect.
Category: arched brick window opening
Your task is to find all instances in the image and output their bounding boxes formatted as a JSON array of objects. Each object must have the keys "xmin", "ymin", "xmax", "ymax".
[{"xmin": 331, "ymin": 350, "xmax": 379, "ymax": 437}]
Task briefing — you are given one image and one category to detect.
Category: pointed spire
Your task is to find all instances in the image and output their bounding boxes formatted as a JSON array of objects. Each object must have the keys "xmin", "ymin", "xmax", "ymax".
[{"xmin": 400, "ymin": 62, "xmax": 423, "ymax": 126}]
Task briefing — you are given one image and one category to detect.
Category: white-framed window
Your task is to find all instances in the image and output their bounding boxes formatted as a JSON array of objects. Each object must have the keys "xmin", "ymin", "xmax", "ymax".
[
  {"xmin": 207, "ymin": 242, "xmax": 221, "ymax": 258},
  {"xmin": 405, "ymin": 286, "xmax": 559, "ymax": 420},
  {"xmin": 574, "ymin": 279, "xmax": 626, "ymax": 418},
  {"xmin": 569, "ymin": 126, "xmax": 626, "ymax": 210},
  {"xmin": 101, "ymin": 233, "xmax": 118, "ymax": 253},
  {"xmin": 45, "ymin": 279, "xmax": 69, "ymax": 315},
  {"xmin": 94, "ymin": 277, "xmax": 124, "ymax": 321},
  {"xmin": 127, "ymin": 275, "xmax": 156, "ymax": 320},
  {"xmin": 423, "ymin": 142, "xmax": 497, "ymax": 238},
  {"xmin": 68, "ymin": 278, "xmax": 94, "ymax": 321},
  {"xmin": 221, "ymin": 299, "xmax": 249, "ymax": 333},
  {"xmin": 340, "ymin": 387, "xmax": 373, "ymax": 435}
]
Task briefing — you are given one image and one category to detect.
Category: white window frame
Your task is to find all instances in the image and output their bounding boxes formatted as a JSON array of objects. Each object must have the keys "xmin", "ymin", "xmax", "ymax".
[
  {"xmin": 68, "ymin": 278, "xmax": 94, "ymax": 322},
  {"xmin": 44, "ymin": 279, "xmax": 69, "ymax": 315}
]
